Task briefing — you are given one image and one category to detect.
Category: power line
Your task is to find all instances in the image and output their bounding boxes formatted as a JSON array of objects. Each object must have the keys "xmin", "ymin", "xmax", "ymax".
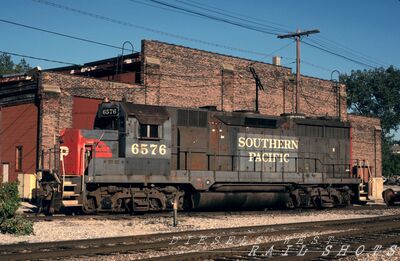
[
  {"xmin": 172, "ymin": 0, "xmax": 286, "ymax": 33},
  {"xmin": 0, "ymin": 19, "xmax": 132, "ymax": 52},
  {"xmin": 30, "ymin": 0, "xmax": 276, "ymax": 57},
  {"xmin": 176, "ymin": 0, "xmax": 294, "ymax": 32},
  {"xmin": 146, "ymin": 0, "xmax": 281, "ymax": 35},
  {"xmin": 307, "ymin": 38, "xmax": 385, "ymax": 68},
  {"xmin": 155, "ymin": 0, "xmax": 287, "ymax": 33},
  {"xmin": 30, "ymin": 0, "xmax": 380, "ymax": 73},
  {"xmin": 128, "ymin": 0, "xmax": 203, "ymax": 18},
  {"xmin": 247, "ymin": 41, "xmax": 294, "ymax": 67},
  {"xmin": 302, "ymin": 41, "xmax": 376, "ymax": 68},
  {"xmin": 314, "ymin": 35, "xmax": 389, "ymax": 67},
  {"xmin": 0, "ymin": 50, "xmax": 78, "ymax": 66},
  {"xmin": 129, "ymin": 0, "xmax": 290, "ymax": 34},
  {"xmin": 301, "ymin": 60, "xmax": 334, "ymax": 73},
  {"xmin": 173, "ymin": 0, "xmax": 386, "ymax": 69}
]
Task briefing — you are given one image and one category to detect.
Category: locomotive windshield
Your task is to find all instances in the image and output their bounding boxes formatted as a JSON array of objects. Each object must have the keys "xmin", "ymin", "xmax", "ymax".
[
  {"xmin": 94, "ymin": 116, "xmax": 118, "ymax": 130},
  {"xmin": 94, "ymin": 104, "xmax": 120, "ymax": 130}
]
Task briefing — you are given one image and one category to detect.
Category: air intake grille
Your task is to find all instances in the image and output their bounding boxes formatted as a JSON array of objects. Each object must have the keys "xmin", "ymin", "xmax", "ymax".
[{"xmin": 178, "ymin": 109, "xmax": 207, "ymax": 127}]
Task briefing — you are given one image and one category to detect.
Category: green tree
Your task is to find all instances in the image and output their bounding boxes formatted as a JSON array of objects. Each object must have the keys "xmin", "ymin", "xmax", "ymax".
[
  {"xmin": 0, "ymin": 53, "xmax": 31, "ymax": 75},
  {"xmin": 340, "ymin": 66, "xmax": 400, "ymax": 176}
]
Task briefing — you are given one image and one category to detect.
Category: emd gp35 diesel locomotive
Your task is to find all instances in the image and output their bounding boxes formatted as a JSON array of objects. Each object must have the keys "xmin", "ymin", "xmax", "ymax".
[{"xmin": 38, "ymin": 101, "xmax": 361, "ymax": 214}]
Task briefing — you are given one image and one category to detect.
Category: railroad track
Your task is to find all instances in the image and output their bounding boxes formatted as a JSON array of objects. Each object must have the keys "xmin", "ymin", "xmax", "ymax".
[
  {"xmin": 22, "ymin": 204, "xmax": 390, "ymax": 222},
  {"xmin": 146, "ymin": 219, "xmax": 400, "ymax": 261},
  {"xmin": 2, "ymin": 215, "xmax": 400, "ymax": 260}
]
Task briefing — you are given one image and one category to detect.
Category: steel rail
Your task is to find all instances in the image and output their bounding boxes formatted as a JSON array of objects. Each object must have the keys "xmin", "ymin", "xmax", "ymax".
[{"xmin": 1, "ymin": 214, "xmax": 399, "ymax": 260}]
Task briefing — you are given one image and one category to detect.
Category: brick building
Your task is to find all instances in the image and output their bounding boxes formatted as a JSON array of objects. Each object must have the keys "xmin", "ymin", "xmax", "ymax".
[{"xmin": 0, "ymin": 39, "xmax": 382, "ymax": 199}]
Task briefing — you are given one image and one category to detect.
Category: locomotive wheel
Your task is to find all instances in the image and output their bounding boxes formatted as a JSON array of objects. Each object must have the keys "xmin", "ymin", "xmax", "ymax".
[
  {"xmin": 83, "ymin": 197, "xmax": 97, "ymax": 214},
  {"xmin": 41, "ymin": 200, "xmax": 54, "ymax": 216},
  {"xmin": 383, "ymin": 189, "xmax": 396, "ymax": 206}
]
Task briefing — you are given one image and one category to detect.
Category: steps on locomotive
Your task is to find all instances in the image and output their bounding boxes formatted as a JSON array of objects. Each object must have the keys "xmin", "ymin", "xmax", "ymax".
[
  {"xmin": 359, "ymin": 183, "xmax": 369, "ymax": 201},
  {"xmin": 61, "ymin": 176, "xmax": 82, "ymax": 207}
]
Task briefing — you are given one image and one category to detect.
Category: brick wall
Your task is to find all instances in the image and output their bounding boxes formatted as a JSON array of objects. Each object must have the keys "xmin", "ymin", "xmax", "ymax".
[
  {"xmin": 349, "ymin": 115, "xmax": 382, "ymax": 177},
  {"xmin": 38, "ymin": 72, "xmax": 145, "ymax": 164},
  {"xmin": 141, "ymin": 40, "xmax": 347, "ymax": 119}
]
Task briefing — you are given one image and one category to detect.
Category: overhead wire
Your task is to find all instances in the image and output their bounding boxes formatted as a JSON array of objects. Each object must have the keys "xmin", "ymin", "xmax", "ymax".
[
  {"xmin": 172, "ymin": 0, "xmax": 287, "ymax": 33},
  {"xmin": 30, "ymin": 0, "xmax": 277, "ymax": 57},
  {"xmin": 1, "ymin": 0, "xmax": 386, "ymax": 83},
  {"xmin": 302, "ymin": 41, "xmax": 376, "ymax": 69},
  {"xmin": 167, "ymin": 0, "xmax": 385, "ymax": 70},
  {"xmin": 175, "ymin": 0, "xmax": 294, "ymax": 32},
  {"xmin": 154, "ymin": 0, "xmax": 287, "ymax": 34},
  {"xmin": 0, "ymin": 19, "xmax": 134, "ymax": 52},
  {"xmin": 314, "ymin": 35, "xmax": 389, "ymax": 67},
  {"xmin": 30, "ymin": 0, "xmax": 383, "ymax": 72},
  {"xmin": 146, "ymin": 0, "xmax": 282, "ymax": 35},
  {"xmin": 247, "ymin": 40, "xmax": 294, "ymax": 67},
  {"xmin": 306, "ymin": 37, "xmax": 385, "ymax": 68},
  {"xmin": 0, "ymin": 50, "xmax": 79, "ymax": 66},
  {"xmin": 127, "ymin": 0, "xmax": 204, "ymax": 18}
]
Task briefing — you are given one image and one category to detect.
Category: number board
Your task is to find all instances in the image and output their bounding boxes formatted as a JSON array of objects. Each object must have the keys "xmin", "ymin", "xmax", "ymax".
[{"xmin": 101, "ymin": 107, "xmax": 119, "ymax": 117}]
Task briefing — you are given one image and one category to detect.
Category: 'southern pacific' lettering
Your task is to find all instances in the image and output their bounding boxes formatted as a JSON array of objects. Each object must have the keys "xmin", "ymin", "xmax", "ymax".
[
  {"xmin": 237, "ymin": 135, "xmax": 298, "ymax": 163},
  {"xmin": 237, "ymin": 137, "xmax": 298, "ymax": 150}
]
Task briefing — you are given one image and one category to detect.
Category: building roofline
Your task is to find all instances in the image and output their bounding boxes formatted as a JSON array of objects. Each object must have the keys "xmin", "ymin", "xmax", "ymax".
[
  {"xmin": 45, "ymin": 52, "xmax": 141, "ymax": 72},
  {"xmin": 143, "ymin": 39, "xmax": 341, "ymax": 82},
  {"xmin": 143, "ymin": 39, "xmax": 293, "ymax": 71},
  {"xmin": 40, "ymin": 70, "xmax": 144, "ymax": 88}
]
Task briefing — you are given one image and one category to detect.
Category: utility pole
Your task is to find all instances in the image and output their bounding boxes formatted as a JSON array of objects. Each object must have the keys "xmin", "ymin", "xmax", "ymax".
[{"xmin": 278, "ymin": 29, "xmax": 320, "ymax": 114}]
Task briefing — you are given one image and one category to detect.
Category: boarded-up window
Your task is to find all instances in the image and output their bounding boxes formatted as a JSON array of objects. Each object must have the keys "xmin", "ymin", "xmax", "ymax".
[{"xmin": 72, "ymin": 97, "xmax": 103, "ymax": 129}]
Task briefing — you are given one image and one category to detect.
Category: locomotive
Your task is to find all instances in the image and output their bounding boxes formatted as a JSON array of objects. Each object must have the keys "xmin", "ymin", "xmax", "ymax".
[{"xmin": 37, "ymin": 100, "xmax": 361, "ymax": 214}]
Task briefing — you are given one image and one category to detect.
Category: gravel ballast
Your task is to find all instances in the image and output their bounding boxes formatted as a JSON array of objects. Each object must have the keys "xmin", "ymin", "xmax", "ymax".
[{"xmin": 2, "ymin": 207, "xmax": 400, "ymax": 245}]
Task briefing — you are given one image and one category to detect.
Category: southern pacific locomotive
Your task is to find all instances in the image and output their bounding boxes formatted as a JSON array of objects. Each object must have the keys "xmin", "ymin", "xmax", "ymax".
[{"xmin": 37, "ymin": 100, "xmax": 361, "ymax": 214}]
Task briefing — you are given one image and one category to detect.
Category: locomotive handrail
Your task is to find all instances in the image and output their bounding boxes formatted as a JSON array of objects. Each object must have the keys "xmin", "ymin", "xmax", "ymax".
[{"xmin": 172, "ymin": 150, "xmax": 352, "ymax": 178}]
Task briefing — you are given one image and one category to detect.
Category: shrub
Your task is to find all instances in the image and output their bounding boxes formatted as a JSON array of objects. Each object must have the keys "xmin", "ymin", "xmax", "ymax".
[
  {"xmin": 1, "ymin": 216, "xmax": 34, "ymax": 235},
  {"xmin": 0, "ymin": 182, "xmax": 33, "ymax": 235},
  {"xmin": 0, "ymin": 182, "xmax": 20, "ymax": 222}
]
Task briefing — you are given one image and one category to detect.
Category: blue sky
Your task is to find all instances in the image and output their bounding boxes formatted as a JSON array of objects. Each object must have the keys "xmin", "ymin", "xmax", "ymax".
[
  {"xmin": 1, "ymin": 0, "xmax": 399, "ymax": 80},
  {"xmin": 2, "ymin": 0, "xmax": 399, "ymax": 138}
]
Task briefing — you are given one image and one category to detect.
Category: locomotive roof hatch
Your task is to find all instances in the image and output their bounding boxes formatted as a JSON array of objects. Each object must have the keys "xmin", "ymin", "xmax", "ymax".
[
  {"xmin": 121, "ymin": 102, "xmax": 170, "ymax": 124},
  {"xmin": 216, "ymin": 113, "xmax": 278, "ymax": 128},
  {"xmin": 294, "ymin": 117, "xmax": 350, "ymax": 128}
]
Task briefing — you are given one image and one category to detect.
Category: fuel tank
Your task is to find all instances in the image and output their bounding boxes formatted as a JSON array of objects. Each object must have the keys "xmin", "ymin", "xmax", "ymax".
[{"xmin": 192, "ymin": 192, "xmax": 290, "ymax": 209}]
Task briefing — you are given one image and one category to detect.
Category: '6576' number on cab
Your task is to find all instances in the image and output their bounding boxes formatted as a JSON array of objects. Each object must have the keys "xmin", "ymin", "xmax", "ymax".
[{"xmin": 131, "ymin": 143, "xmax": 167, "ymax": 156}]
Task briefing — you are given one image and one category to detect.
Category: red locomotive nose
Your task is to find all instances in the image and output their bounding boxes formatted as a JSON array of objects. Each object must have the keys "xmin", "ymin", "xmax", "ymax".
[{"xmin": 61, "ymin": 129, "xmax": 112, "ymax": 176}]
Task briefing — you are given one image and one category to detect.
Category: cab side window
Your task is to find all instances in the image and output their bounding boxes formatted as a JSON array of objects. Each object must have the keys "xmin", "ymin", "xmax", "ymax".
[{"xmin": 139, "ymin": 124, "xmax": 161, "ymax": 139}]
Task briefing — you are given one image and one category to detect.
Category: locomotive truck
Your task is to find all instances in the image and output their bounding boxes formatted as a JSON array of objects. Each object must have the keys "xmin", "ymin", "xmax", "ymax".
[{"xmin": 37, "ymin": 100, "xmax": 362, "ymax": 214}]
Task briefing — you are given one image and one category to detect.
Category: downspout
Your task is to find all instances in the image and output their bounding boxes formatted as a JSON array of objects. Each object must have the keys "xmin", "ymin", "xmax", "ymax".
[
  {"xmin": 349, "ymin": 126, "xmax": 353, "ymax": 177},
  {"xmin": 221, "ymin": 69, "xmax": 224, "ymax": 111},
  {"xmin": 374, "ymin": 126, "xmax": 382, "ymax": 177}
]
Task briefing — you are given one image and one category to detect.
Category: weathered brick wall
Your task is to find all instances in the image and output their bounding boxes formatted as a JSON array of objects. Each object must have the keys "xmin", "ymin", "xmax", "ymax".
[
  {"xmin": 38, "ymin": 72, "xmax": 145, "ymax": 162},
  {"xmin": 349, "ymin": 115, "xmax": 382, "ymax": 177},
  {"xmin": 141, "ymin": 40, "xmax": 347, "ymax": 119},
  {"xmin": 301, "ymin": 77, "xmax": 347, "ymax": 120}
]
